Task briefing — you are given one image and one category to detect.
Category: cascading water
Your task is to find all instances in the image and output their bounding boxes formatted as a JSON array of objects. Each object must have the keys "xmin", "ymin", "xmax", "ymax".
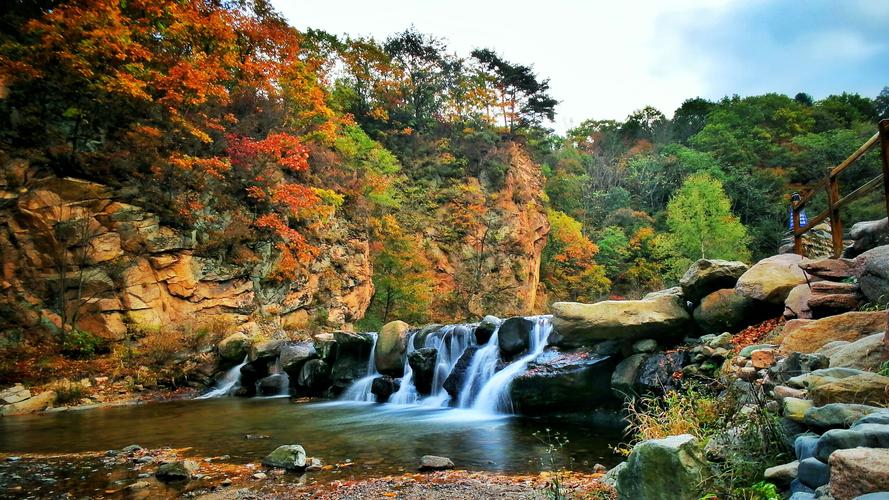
[
  {"xmin": 388, "ymin": 332, "xmax": 419, "ymax": 404},
  {"xmin": 469, "ymin": 316, "xmax": 552, "ymax": 413},
  {"xmin": 340, "ymin": 332, "xmax": 379, "ymax": 401},
  {"xmin": 197, "ymin": 356, "xmax": 248, "ymax": 399},
  {"xmin": 456, "ymin": 325, "xmax": 501, "ymax": 408},
  {"xmin": 422, "ymin": 324, "xmax": 474, "ymax": 406}
]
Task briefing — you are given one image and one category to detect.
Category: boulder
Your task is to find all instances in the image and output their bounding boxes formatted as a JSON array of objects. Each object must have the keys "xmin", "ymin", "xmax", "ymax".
[
  {"xmin": 857, "ymin": 245, "xmax": 889, "ymax": 302},
  {"xmin": 736, "ymin": 254, "xmax": 811, "ymax": 305},
  {"xmin": 764, "ymin": 460, "xmax": 799, "ymax": 485},
  {"xmin": 296, "ymin": 359, "xmax": 330, "ymax": 394},
  {"xmin": 279, "ymin": 342, "xmax": 318, "ymax": 378},
  {"xmin": 785, "ymin": 284, "xmax": 814, "ymax": 319},
  {"xmin": 475, "ymin": 316, "xmax": 500, "ymax": 344},
  {"xmin": 809, "ymin": 372, "xmax": 889, "ymax": 406},
  {"xmin": 784, "ymin": 397, "xmax": 815, "ymax": 423},
  {"xmin": 845, "ymin": 217, "xmax": 889, "ymax": 257},
  {"xmin": 803, "ymin": 403, "xmax": 885, "ymax": 429},
  {"xmin": 612, "ymin": 354, "xmax": 647, "ymax": 398},
  {"xmin": 807, "ymin": 281, "xmax": 862, "ymax": 318},
  {"xmin": 787, "ymin": 368, "xmax": 868, "ymax": 390},
  {"xmin": 498, "ymin": 317, "xmax": 534, "ymax": 358},
  {"xmin": 0, "ymin": 390, "xmax": 56, "ymax": 416},
  {"xmin": 636, "ymin": 351, "xmax": 686, "ymax": 393},
  {"xmin": 442, "ymin": 346, "xmax": 481, "ymax": 399},
  {"xmin": 779, "ymin": 311, "xmax": 887, "ymax": 354},
  {"xmin": 815, "ymin": 423, "xmax": 889, "ymax": 462},
  {"xmin": 418, "ymin": 455, "xmax": 454, "ymax": 471},
  {"xmin": 217, "ymin": 332, "xmax": 250, "ymax": 363},
  {"xmin": 799, "ymin": 257, "xmax": 861, "ymax": 281},
  {"xmin": 0, "ymin": 384, "xmax": 30, "ymax": 404},
  {"xmin": 632, "ymin": 339, "xmax": 658, "ymax": 354},
  {"xmin": 257, "ymin": 374, "xmax": 286, "ymax": 396},
  {"xmin": 412, "ymin": 324, "xmax": 443, "ymax": 349},
  {"xmin": 829, "ymin": 447, "xmax": 889, "ymax": 500},
  {"xmin": 828, "ymin": 332, "xmax": 886, "ymax": 371},
  {"xmin": 751, "ymin": 348, "xmax": 777, "ymax": 369},
  {"xmin": 370, "ymin": 375, "xmax": 400, "ymax": 402},
  {"xmin": 407, "ymin": 347, "xmax": 438, "ymax": 395},
  {"xmin": 693, "ymin": 288, "xmax": 758, "ymax": 334},
  {"xmin": 680, "ymin": 259, "xmax": 749, "ymax": 303},
  {"xmin": 375, "ymin": 321, "xmax": 411, "ymax": 377},
  {"xmin": 509, "ymin": 349, "xmax": 618, "ymax": 414},
  {"xmin": 550, "ymin": 295, "xmax": 690, "ymax": 347},
  {"xmin": 261, "ymin": 445, "xmax": 307, "ymax": 470},
  {"xmin": 816, "ymin": 340, "xmax": 851, "ymax": 358},
  {"xmin": 797, "ymin": 457, "xmax": 829, "ymax": 490},
  {"xmin": 249, "ymin": 339, "xmax": 283, "ymax": 363},
  {"xmin": 615, "ymin": 434, "xmax": 711, "ymax": 500},
  {"xmin": 770, "ymin": 352, "xmax": 830, "ymax": 387},
  {"xmin": 156, "ymin": 460, "xmax": 199, "ymax": 482},
  {"xmin": 330, "ymin": 331, "xmax": 374, "ymax": 389}
]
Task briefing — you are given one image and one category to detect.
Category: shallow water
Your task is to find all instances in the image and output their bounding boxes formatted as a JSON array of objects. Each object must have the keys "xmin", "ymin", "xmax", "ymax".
[{"xmin": 0, "ymin": 398, "xmax": 622, "ymax": 477}]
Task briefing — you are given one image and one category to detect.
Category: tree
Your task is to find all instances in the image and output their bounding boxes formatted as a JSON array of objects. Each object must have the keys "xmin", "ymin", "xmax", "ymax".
[
  {"xmin": 665, "ymin": 173, "xmax": 750, "ymax": 275},
  {"xmin": 541, "ymin": 210, "xmax": 610, "ymax": 302},
  {"xmin": 470, "ymin": 48, "xmax": 557, "ymax": 131}
]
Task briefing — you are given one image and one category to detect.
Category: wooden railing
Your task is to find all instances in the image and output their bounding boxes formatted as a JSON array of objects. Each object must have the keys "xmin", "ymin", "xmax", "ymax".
[{"xmin": 793, "ymin": 119, "xmax": 889, "ymax": 257}]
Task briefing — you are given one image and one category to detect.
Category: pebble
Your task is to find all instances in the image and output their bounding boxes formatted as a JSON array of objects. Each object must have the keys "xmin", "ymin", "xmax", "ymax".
[{"xmin": 252, "ymin": 472, "xmax": 267, "ymax": 480}]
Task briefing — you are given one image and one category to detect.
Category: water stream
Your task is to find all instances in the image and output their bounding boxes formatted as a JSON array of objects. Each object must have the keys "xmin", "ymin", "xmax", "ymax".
[{"xmin": 196, "ymin": 356, "xmax": 248, "ymax": 399}]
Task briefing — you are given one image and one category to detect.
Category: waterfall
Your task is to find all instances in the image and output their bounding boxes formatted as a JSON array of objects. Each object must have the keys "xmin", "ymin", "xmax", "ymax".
[
  {"xmin": 422, "ymin": 324, "xmax": 474, "ymax": 406},
  {"xmin": 197, "ymin": 356, "xmax": 248, "ymax": 399},
  {"xmin": 469, "ymin": 316, "xmax": 552, "ymax": 413},
  {"xmin": 389, "ymin": 331, "xmax": 419, "ymax": 404},
  {"xmin": 272, "ymin": 356, "xmax": 290, "ymax": 397},
  {"xmin": 456, "ymin": 325, "xmax": 501, "ymax": 408},
  {"xmin": 340, "ymin": 332, "xmax": 379, "ymax": 401}
]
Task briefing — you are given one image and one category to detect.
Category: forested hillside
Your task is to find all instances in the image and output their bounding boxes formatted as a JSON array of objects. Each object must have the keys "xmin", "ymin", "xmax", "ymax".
[{"xmin": 1, "ymin": 0, "xmax": 886, "ymax": 344}]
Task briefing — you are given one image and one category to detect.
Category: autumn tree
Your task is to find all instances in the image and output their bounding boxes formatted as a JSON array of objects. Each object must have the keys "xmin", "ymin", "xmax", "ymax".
[{"xmin": 541, "ymin": 210, "xmax": 610, "ymax": 303}]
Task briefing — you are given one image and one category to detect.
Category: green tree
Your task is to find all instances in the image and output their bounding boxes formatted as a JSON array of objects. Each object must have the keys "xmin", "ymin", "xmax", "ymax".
[{"xmin": 665, "ymin": 173, "xmax": 751, "ymax": 275}]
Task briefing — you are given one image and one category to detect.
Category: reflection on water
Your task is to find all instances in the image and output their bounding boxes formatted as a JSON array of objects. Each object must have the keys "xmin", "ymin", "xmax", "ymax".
[{"xmin": 0, "ymin": 398, "xmax": 621, "ymax": 477}]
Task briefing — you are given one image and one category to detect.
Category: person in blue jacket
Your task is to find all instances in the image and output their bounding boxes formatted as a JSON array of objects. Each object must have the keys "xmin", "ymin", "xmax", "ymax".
[{"xmin": 788, "ymin": 192, "xmax": 808, "ymax": 230}]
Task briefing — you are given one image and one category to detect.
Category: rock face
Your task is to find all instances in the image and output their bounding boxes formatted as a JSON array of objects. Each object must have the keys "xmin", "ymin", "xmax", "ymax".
[
  {"xmin": 735, "ymin": 254, "xmax": 811, "ymax": 305},
  {"xmin": 550, "ymin": 294, "xmax": 690, "ymax": 347},
  {"xmin": 693, "ymin": 288, "xmax": 757, "ymax": 334},
  {"xmin": 779, "ymin": 311, "xmax": 886, "ymax": 354},
  {"xmin": 857, "ymin": 245, "xmax": 889, "ymax": 302},
  {"xmin": 375, "ymin": 321, "xmax": 411, "ymax": 377},
  {"xmin": 616, "ymin": 434, "xmax": 711, "ymax": 500},
  {"xmin": 498, "ymin": 316, "xmax": 533, "ymax": 358},
  {"xmin": 261, "ymin": 445, "xmax": 307, "ymax": 470},
  {"xmin": 680, "ymin": 259, "xmax": 748, "ymax": 303},
  {"xmin": 0, "ymin": 176, "xmax": 374, "ymax": 344},
  {"xmin": 509, "ymin": 349, "xmax": 617, "ymax": 414},
  {"xmin": 829, "ymin": 447, "xmax": 889, "ymax": 500}
]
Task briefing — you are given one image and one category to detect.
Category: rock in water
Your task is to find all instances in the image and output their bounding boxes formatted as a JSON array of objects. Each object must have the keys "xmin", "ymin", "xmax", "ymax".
[
  {"xmin": 375, "ymin": 321, "xmax": 411, "ymax": 377},
  {"xmin": 509, "ymin": 349, "xmax": 617, "ymax": 414},
  {"xmin": 279, "ymin": 342, "xmax": 318, "ymax": 378},
  {"xmin": 261, "ymin": 445, "xmax": 307, "ymax": 470},
  {"xmin": 330, "ymin": 331, "xmax": 374, "ymax": 389},
  {"xmin": 828, "ymin": 447, "xmax": 889, "ymax": 499},
  {"xmin": 370, "ymin": 376, "xmax": 400, "ymax": 402},
  {"xmin": 550, "ymin": 294, "xmax": 690, "ymax": 347},
  {"xmin": 156, "ymin": 460, "xmax": 198, "ymax": 482},
  {"xmin": 475, "ymin": 316, "xmax": 500, "ymax": 344},
  {"xmin": 407, "ymin": 347, "xmax": 438, "ymax": 395},
  {"xmin": 442, "ymin": 345, "xmax": 481, "ymax": 399},
  {"xmin": 498, "ymin": 316, "xmax": 534, "ymax": 358},
  {"xmin": 680, "ymin": 259, "xmax": 748, "ymax": 303},
  {"xmin": 735, "ymin": 254, "xmax": 810, "ymax": 305},
  {"xmin": 249, "ymin": 340, "xmax": 283, "ymax": 363},
  {"xmin": 297, "ymin": 359, "xmax": 330, "ymax": 394},
  {"xmin": 616, "ymin": 434, "xmax": 711, "ymax": 500},
  {"xmin": 418, "ymin": 455, "xmax": 454, "ymax": 471}
]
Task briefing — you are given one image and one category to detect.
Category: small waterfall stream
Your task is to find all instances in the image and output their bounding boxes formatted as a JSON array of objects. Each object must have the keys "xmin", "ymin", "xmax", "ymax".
[
  {"xmin": 341, "ymin": 333, "xmax": 379, "ymax": 401},
  {"xmin": 197, "ymin": 356, "xmax": 248, "ymax": 399}
]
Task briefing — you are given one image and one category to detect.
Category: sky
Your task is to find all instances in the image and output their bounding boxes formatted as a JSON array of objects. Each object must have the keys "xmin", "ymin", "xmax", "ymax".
[{"xmin": 273, "ymin": 0, "xmax": 889, "ymax": 133}]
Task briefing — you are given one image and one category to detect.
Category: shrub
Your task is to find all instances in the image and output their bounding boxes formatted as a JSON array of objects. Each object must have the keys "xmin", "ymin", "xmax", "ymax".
[
  {"xmin": 52, "ymin": 379, "xmax": 86, "ymax": 405},
  {"xmin": 61, "ymin": 329, "xmax": 108, "ymax": 358}
]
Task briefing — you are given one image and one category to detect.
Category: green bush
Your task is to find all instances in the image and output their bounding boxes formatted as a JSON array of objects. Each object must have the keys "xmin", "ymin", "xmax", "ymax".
[{"xmin": 61, "ymin": 329, "xmax": 108, "ymax": 358}]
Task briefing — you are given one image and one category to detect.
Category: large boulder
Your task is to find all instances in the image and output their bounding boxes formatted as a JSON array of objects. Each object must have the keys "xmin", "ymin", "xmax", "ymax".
[
  {"xmin": 735, "ymin": 254, "xmax": 811, "ymax": 305},
  {"xmin": 261, "ymin": 444, "xmax": 307, "ymax": 470},
  {"xmin": 296, "ymin": 359, "xmax": 330, "ymax": 394},
  {"xmin": 550, "ymin": 295, "xmax": 690, "ymax": 347},
  {"xmin": 779, "ymin": 311, "xmax": 886, "ymax": 354},
  {"xmin": 375, "ymin": 321, "xmax": 411, "ymax": 377},
  {"xmin": 412, "ymin": 324, "xmax": 443, "ymax": 349},
  {"xmin": 844, "ymin": 217, "xmax": 889, "ymax": 257},
  {"xmin": 806, "ymin": 281, "xmax": 862, "ymax": 318},
  {"xmin": 217, "ymin": 332, "xmax": 250, "ymax": 363},
  {"xmin": 418, "ymin": 455, "xmax": 454, "ymax": 471},
  {"xmin": 803, "ymin": 403, "xmax": 886, "ymax": 429},
  {"xmin": 857, "ymin": 245, "xmax": 889, "ymax": 302},
  {"xmin": 370, "ymin": 376, "xmax": 400, "ymax": 402},
  {"xmin": 829, "ymin": 447, "xmax": 889, "ymax": 500},
  {"xmin": 509, "ymin": 349, "xmax": 618, "ymax": 414},
  {"xmin": 615, "ymin": 434, "xmax": 711, "ymax": 500},
  {"xmin": 330, "ymin": 331, "xmax": 374, "ymax": 389},
  {"xmin": 257, "ymin": 374, "xmax": 287, "ymax": 396},
  {"xmin": 784, "ymin": 284, "xmax": 813, "ymax": 319},
  {"xmin": 612, "ymin": 353, "xmax": 647, "ymax": 399},
  {"xmin": 442, "ymin": 346, "xmax": 481, "ymax": 399},
  {"xmin": 498, "ymin": 317, "xmax": 534, "ymax": 359},
  {"xmin": 827, "ymin": 332, "xmax": 886, "ymax": 371},
  {"xmin": 680, "ymin": 259, "xmax": 748, "ymax": 303},
  {"xmin": 799, "ymin": 257, "xmax": 861, "ymax": 281},
  {"xmin": 693, "ymin": 288, "xmax": 758, "ymax": 334},
  {"xmin": 279, "ymin": 341, "xmax": 318, "ymax": 378},
  {"xmin": 0, "ymin": 390, "xmax": 56, "ymax": 416},
  {"xmin": 249, "ymin": 339, "xmax": 283, "ymax": 363},
  {"xmin": 407, "ymin": 347, "xmax": 438, "ymax": 395},
  {"xmin": 809, "ymin": 371, "xmax": 889, "ymax": 406},
  {"xmin": 0, "ymin": 384, "xmax": 30, "ymax": 404},
  {"xmin": 768, "ymin": 352, "xmax": 830, "ymax": 387},
  {"xmin": 475, "ymin": 316, "xmax": 500, "ymax": 344},
  {"xmin": 814, "ymin": 423, "xmax": 889, "ymax": 462}
]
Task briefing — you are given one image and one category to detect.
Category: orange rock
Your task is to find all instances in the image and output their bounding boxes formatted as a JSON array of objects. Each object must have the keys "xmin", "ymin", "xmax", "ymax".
[{"xmin": 750, "ymin": 348, "xmax": 776, "ymax": 369}]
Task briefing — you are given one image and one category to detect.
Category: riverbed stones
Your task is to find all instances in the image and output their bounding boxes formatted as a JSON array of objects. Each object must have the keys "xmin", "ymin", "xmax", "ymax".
[
  {"xmin": 693, "ymin": 288, "xmax": 758, "ymax": 334},
  {"xmin": 407, "ymin": 347, "xmax": 438, "ymax": 395},
  {"xmin": 680, "ymin": 259, "xmax": 748, "ymax": 303},
  {"xmin": 156, "ymin": 460, "xmax": 199, "ymax": 482},
  {"xmin": 765, "ymin": 460, "xmax": 799, "ymax": 485},
  {"xmin": 375, "ymin": 321, "xmax": 411, "ymax": 377},
  {"xmin": 829, "ymin": 447, "xmax": 889, "ymax": 500},
  {"xmin": 784, "ymin": 398, "xmax": 815, "ymax": 423},
  {"xmin": 735, "ymin": 254, "xmax": 811, "ymax": 305},
  {"xmin": 808, "ymin": 371, "xmax": 889, "ymax": 406},
  {"xmin": 418, "ymin": 455, "xmax": 454, "ymax": 471},
  {"xmin": 857, "ymin": 245, "xmax": 889, "ymax": 302},
  {"xmin": 632, "ymin": 339, "xmax": 658, "ymax": 354},
  {"xmin": 779, "ymin": 311, "xmax": 887, "ymax": 354},
  {"xmin": 814, "ymin": 423, "xmax": 889, "ymax": 462},
  {"xmin": 797, "ymin": 457, "xmax": 830, "ymax": 489},
  {"xmin": 498, "ymin": 316, "xmax": 533, "ymax": 358},
  {"xmin": 261, "ymin": 445, "xmax": 307, "ymax": 470},
  {"xmin": 550, "ymin": 294, "xmax": 690, "ymax": 347},
  {"xmin": 217, "ymin": 332, "xmax": 250, "ymax": 362},
  {"xmin": 615, "ymin": 434, "xmax": 711, "ymax": 500}
]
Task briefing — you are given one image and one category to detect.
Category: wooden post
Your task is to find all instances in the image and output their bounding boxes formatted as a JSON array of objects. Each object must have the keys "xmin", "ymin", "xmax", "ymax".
[
  {"xmin": 828, "ymin": 174, "xmax": 843, "ymax": 257},
  {"xmin": 879, "ymin": 119, "xmax": 889, "ymax": 221},
  {"xmin": 792, "ymin": 199, "xmax": 802, "ymax": 255}
]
